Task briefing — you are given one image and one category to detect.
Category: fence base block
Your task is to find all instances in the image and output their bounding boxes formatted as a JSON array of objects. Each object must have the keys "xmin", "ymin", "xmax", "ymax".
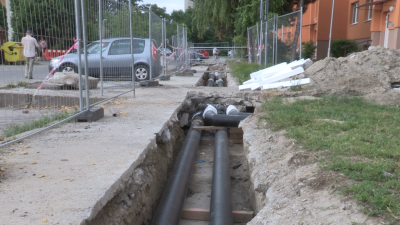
[
  {"xmin": 178, "ymin": 69, "xmax": 194, "ymax": 76},
  {"xmin": 75, "ymin": 107, "xmax": 104, "ymax": 123},
  {"xmin": 139, "ymin": 80, "xmax": 159, "ymax": 87}
]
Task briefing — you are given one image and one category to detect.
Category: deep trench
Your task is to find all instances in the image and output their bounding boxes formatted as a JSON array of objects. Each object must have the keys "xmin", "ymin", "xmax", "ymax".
[{"xmin": 82, "ymin": 70, "xmax": 259, "ymax": 225}]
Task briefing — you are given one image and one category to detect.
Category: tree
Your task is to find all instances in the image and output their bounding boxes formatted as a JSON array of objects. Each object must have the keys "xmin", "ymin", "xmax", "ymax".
[
  {"xmin": 139, "ymin": 3, "xmax": 170, "ymax": 19},
  {"xmin": 0, "ymin": 3, "xmax": 6, "ymax": 31}
]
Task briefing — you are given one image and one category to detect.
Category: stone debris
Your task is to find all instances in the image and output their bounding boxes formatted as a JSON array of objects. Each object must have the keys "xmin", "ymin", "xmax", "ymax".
[{"xmin": 48, "ymin": 72, "xmax": 99, "ymax": 89}]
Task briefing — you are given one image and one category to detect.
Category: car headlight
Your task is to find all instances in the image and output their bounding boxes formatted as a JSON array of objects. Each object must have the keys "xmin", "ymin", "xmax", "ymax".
[{"xmin": 50, "ymin": 59, "xmax": 60, "ymax": 67}]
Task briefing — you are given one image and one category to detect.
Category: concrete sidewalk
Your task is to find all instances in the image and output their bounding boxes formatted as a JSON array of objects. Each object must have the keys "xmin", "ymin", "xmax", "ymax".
[{"xmin": 0, "ymin": 64, "xmax": 242, "ymax": 224}]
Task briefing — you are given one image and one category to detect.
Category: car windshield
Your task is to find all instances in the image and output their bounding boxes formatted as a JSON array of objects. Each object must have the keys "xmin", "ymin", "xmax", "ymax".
[{"xmin": 86, "ymin": 42, "xmax": 110, "ymax": 54}]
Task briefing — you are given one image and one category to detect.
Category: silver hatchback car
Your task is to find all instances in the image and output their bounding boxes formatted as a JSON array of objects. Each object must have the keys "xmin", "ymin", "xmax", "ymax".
[{"xmin": 49, "ymin": 37, "xmax": 162, "ymax": 81}]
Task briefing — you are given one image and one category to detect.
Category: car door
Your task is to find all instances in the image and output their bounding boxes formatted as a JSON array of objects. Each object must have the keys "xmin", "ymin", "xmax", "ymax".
[{"xmin": 103, "ymin": 39, "xmax": 132, "ymax": 77}]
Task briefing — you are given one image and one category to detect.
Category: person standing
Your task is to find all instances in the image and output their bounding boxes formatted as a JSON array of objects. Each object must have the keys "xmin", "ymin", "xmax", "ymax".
[
  {"xmin": 21, "ymin": 30, "xmax": 40, "ymax": 79},
  {"xmin": 213, "ymin": 47, "xmax": 219, "ymax": 60}
]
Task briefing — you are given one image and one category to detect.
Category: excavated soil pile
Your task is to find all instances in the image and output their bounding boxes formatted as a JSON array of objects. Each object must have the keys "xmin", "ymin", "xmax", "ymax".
[{"xmin": 305, "ymin": 46, "xmax": 400, "ymax": 96}]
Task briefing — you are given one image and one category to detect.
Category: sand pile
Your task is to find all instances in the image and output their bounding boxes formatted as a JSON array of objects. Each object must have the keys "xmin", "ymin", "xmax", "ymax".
[{"xmin": 305, "ymin": 46, "xmax": 400, "ymax": 95}]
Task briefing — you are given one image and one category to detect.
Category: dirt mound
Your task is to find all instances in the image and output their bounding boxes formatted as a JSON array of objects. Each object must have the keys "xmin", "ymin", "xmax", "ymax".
[{"xmin": 305, "ymin": 46, "xmax": 400, "ymax": 95}]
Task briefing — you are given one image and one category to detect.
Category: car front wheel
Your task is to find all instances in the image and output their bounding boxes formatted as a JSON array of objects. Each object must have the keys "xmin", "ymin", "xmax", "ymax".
[
  {"xmin": 134, "ymin": 64, "xmax": 149, "ymax": 81},
  {"xmin": 59, "ymin": 63, "xmax": 77, "ymax": 73}
]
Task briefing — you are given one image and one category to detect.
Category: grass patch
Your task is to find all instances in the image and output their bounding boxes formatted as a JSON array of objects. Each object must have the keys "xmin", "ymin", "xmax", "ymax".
[
  {"xmin": 17, "ymin": 81, "xmax": 29, "ymax": 87},
  {"xmin": 6, "ymin": 82, "xmax": 16, "ymax": 89},
  {"xmin": 227, "ymin": 61, "xmax": 270, "ymax": 84},
  {"xmin": 261, "ymin": 95, "xmax": 400, "ymax": 221},
  {"xmin": 3, "ymin": 110, "xmax": 73, "ymax": 138}
]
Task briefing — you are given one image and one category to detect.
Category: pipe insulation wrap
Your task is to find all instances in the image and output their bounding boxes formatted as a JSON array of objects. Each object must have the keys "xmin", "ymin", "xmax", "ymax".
[
  {"xmin": 226, "ymin": 105, "xmax": 239, "ymax": 115},
  {"xmin": 207, "ymin": 73, "xmax": 215, "ymax": 87},
  {"xmin": 150, "ymin": 117, "xmax": 203, "ymax": 225},
  {"xmin": 210, "ymin": 129, "xmax": 233, "ymax": 225},
  {"xmin": 203, "ymin": 104, "xmax": 218, "ymax": 118},
  {"xmin": 203, "ymin": 105, "xmax": 250, "ymax": 127}
]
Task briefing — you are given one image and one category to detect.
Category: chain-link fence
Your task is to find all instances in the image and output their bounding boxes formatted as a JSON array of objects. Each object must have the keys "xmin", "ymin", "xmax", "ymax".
[
  {"xmin": 276, "ymin": 10, "xmax": 302, "ymax": 64},
  {"xmin": 248, "ymin": 9, "xmax": 302, "ymax": 66},
  {"xmin": 0, "ymin": 0, "xmax": 186, "ymax": 147},
  {"xmin": 247, "ymin": 24, "xmax": 259, "ymax": 64},
  {"xmin": 0, "ymin": 0, "xmax": 87, "ymax": 144}
]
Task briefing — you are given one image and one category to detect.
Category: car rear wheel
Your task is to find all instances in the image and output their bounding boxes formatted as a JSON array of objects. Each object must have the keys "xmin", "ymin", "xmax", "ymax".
[
  {"xmin": 134, "ymin": 64, "xmax": 149, "ymax": 81},
  {"xmin": 59, "ymin": 63, "xmax": 77, "ymax": 73}
]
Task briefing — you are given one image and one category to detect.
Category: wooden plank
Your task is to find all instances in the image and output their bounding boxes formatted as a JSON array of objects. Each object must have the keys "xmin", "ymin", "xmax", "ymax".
[
  {"xmin": 228, "ymin": 127, "xmax": 243, "ymax": 134},
  {"xmin": 228, "ymin": 138, "xmax": 243, "ymax": 144},
  {"xmin": 181, "ymin": 208, "xmax": 254, "ymax": 223},
  {"xmin": 192, "ymin": 126, "xmax": 225, "ymax": 130},
  {"xmin": 228, "ymin": 133, "xmax": 243, "ymax": 139},
  {"xmin": 233, "ymin": 210, "xmax": 255, "ymax": 223},
  {"xmin": 181, "ymin": 208, "xmax": 209, "ymax": 221}
]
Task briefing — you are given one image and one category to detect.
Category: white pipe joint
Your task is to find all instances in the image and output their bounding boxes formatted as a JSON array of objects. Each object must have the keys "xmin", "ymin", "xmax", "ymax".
[
  {"xmin": 203, "ymin": 104, "xmax": 217, "ymax": 118},
  {"xmin": 226, "ymin": 105, "xmax": 239, "ymax": 115}
]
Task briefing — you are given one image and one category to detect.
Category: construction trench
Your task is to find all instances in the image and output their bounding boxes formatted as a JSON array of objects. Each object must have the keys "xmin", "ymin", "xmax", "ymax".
[{"xmin": 80, "ymin": 65, "xmax": 260, "ymax": 225}]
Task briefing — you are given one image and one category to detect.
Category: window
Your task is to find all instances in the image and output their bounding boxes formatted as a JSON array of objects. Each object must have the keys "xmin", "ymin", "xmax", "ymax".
[
  {"xmin": 86, "ymin": 42, "xmax": 109, "ymax": 54},
  {"xmin": 367, "ymin": 0, "xmax": 372, "ymax": 20},
  {"xmin": 352, "ymin": 2, "xmax": 359, "ymax": 24},
  {"xmin": 109, "ymin": 39, "xmax": 145, "ymax": 55}
]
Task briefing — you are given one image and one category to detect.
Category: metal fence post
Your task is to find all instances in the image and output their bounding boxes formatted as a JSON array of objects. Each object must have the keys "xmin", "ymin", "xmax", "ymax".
[
  {"xmin": 299, "ymin": 7, "xmax": 303, "ymax": 59},
  {"xmin": 80, "ymin": 0, "xmax": 90, "ymax": 111},
  {"xmin": 161, "ymin": 18, "xmax": 165, "ymax": 76},
  {"xmin": 99, "ymin": 0, "xmax": 104, "ymax": 96},
  {"xmin": 129, "ymin": 0, "xmax": 135, "ymax": 97},
  {"xmin": 259, "ymin": 21, "xmax": 262, "ymax": 65},
  {"xmin": 247, "ymin": 28, "xmax": 250, "ymax": 64},
  {"xmin": 272, "ymin": 16, "xmax": 275, "ymax": 65},
  {"xmin": 149, "ymin": 8, "xmax": 153, "ymax": 80},
  {"xmin": 74, "ymin": 0, "xmax": 83, "ymax": 111}
]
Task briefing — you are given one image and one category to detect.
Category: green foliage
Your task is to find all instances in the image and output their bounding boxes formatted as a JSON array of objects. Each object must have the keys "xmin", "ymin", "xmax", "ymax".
[
  {"xmin": 228, "ymin": 61, "xmax": 269, "ymax": 84},
  {"xmin": 302, "ymin": 41, "xmax": 316, "ymax": 59},
  {"xmin": 260, "ymin": 95, "xmax": 400, "ymax": 220},
  {"xmin": 0, "ymin": 4, "xmax": 6, "ymax": 31},
  {"xmin": 3, "ymin": 110, "xmax": 72, "ymax": 138},
  {"xmin": 331, "ymin": 39, "xmax": 359, "ymax": 58}
]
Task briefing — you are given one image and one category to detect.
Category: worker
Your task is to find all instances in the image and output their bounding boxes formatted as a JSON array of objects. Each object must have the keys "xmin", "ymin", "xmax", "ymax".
[
  {"xmin": 213, "ymin": 47, "xmax": 219, "ymax": 60},
  {"xmin": 21, "ymin": 30, "xmax": 41, "ymax": 79}
]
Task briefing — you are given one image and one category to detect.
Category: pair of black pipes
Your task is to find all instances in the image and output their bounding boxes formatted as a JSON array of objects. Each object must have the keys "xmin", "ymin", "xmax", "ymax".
[
  {"xmin": 151, "ymin": 105, "xmax": 251, "ymax": 225},
  {"xmin": 207, "ymin": 72, "xmax": 224, "ymax": 87}
]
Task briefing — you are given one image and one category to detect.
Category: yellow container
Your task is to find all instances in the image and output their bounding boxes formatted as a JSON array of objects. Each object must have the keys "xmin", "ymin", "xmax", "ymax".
[{"xmin": 0, "ymin": 42, "xmax": 26, "ymax": 63}]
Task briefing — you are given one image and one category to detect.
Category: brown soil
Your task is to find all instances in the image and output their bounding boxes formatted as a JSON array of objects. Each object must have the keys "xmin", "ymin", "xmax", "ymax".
[{"xmin": 302, "ymin": 46, "xmax": 400, "ymax": 104}]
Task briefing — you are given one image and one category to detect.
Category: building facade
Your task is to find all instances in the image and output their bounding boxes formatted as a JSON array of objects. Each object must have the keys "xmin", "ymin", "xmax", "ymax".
[
  {"xmin": 301, "ymin": 0, "xmax": 400, "ymax": 59},
  {"xmin": 184, "ymin": 0, "xmax": 194, "ymax": 11}
]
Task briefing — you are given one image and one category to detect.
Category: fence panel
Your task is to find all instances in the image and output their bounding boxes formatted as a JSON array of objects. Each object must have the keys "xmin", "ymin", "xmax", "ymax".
[
  {"xmin": 247, "ymin": 24, "xmax": 259, "ymax": 64},
  {"xmin": 0, "ymin": 0, "xmax": 86, "ymax": 144},
  {"xmin": 276, "ymin": 10, "xmax": 302, "ymax": 64}
]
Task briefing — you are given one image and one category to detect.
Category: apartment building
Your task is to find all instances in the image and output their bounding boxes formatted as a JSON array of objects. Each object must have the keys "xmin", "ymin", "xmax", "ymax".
[
  {"xmin": 184, "ymin": 0, "xmax": 194, "ymax": 11},
  {"xmin": 301, "ymin": 0, "xmax": 400, "ymax": 59}
]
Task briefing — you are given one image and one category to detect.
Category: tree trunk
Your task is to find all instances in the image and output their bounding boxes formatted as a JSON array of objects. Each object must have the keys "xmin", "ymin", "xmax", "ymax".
[{"xmin": 290, "ymin": 0, "xmax": 304, "ymax": 61}]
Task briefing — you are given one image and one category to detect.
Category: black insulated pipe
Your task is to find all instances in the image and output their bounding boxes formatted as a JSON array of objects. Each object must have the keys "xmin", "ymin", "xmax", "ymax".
[
  {"xmin": 226, "ymin": 105, "xmax": 252, "ymax": 116},
  {"xmin": 215, "ymin": 72, "xmax": 224, "ymax": 87},
  {"xmin": 150, "ymin": 115, "xmax": 204, "ymax": 225},
  {"xmin": 210, "ymin": 129, "xmax": 233, "ymax": 225},
  {"xmin": 207, "ymin": 72, "xmax": 215, "ymax": 87},
  {"xmin": 203, "ymin": 105, "xmax": 251, "ymax": 127},
  {"xmin": 216, "ymin": 104, "xmax": 226, "ymax": 115}
]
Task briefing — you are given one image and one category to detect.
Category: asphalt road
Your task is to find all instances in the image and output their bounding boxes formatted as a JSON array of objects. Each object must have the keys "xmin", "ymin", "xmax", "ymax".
[{"xmin": 0, "ymin": 60, "xmax": 50, "ymax": 86}]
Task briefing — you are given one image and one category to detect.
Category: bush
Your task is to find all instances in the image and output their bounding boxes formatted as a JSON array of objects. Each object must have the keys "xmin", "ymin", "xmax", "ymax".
[
  {"xmin": 302, "ymin": 41, "xmax": 316, "ymax": 59},
  {"xmin": 331, "ymin": 39, "xmax": 359, "ymax": 58}
]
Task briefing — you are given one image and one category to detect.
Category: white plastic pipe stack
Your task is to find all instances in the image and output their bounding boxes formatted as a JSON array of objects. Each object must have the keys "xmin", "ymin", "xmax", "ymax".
[
  {"xmin": 249, "ymin": 62, "xmax": 288, "ymax": 79},
  {"xmin": 262, "ymin": 78, "xmax": 310, "ymax": 90}
]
